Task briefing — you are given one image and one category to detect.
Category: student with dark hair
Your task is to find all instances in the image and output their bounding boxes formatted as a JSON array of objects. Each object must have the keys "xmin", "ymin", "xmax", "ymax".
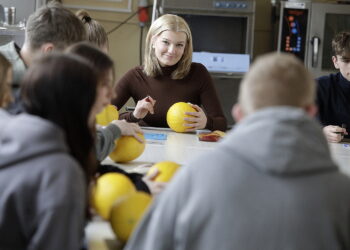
[
  {"xmin": 0, "ymin": 53, "xmax": 98, "ymax": 250},
  {"xmin": 67, "ymin": 42, "xmax": 143, "ymax": 160},
  {"xmin": 317, "ymin": 31, "xmax": 350, "ymax": 142},
  {"xmin": 0, "ymin": 2, "xmax": 86, "ymax": 114},
  {"xmin": 67, "ymin": 42, "xmax": 165, "ymax": 195}
]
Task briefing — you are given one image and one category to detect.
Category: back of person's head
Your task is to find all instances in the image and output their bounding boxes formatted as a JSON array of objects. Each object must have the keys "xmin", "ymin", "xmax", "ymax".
[
  {"xmin": 144, "ymin": 14, "xmax": 193, "ymax": 79},
  {"xmin": 75, "ymin": 10, "xmax": 109, "ymax": 52},
  {"xmin": 25, "ymin": 2, "xmax": 86, "ymax": 51},
  {"xmin": 66, "ymin": 41, "xmax": 114, "ymax": 83},
  {"xmin": 332, "ymin": 31, "xmax": 350, "ymax": 57},
  {"xmin": 66, "ymin": 42, "xmax": 115, "ymax": 103},
  {"xmin": 238, "ymin": 52, "xmax": 315, "ymax": 116},
  {"xmin": 0, "ymin": 53, "xmax": 12, "ymax": 108},
  {"xmin": 21, "ymin": 53, "xmax": 97, "ymax": 180}
]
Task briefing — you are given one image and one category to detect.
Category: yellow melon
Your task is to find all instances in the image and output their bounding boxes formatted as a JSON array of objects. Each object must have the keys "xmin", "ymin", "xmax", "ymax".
[
  {"xmin": 91, "ymin": 173, "xmax": 136, "ymax": 220},
  {"xmin": 110, "ymin": 192, "xmax": 152, "ymax": 243},
  {"xmin": 96, "ymin": 104, "xmax": 119, "ymax": 126},
  {"xmin": 147, "ymin": 161, "xmax": 181, "ymax": 182},
  {"xmin": 166, "ymin": 102, "xmax": 196, "ymax": 133},
  {"xmin": 109, "ymin": 133, "xmax": 145, "ymax": 163}
]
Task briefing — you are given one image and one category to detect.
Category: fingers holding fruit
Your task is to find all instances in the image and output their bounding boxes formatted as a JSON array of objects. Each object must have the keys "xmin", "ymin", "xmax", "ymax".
[
  {"xmin": 111, "ymin": 120, "xmax": 144, "ymax": 143},
  {"xmin": 126, "ymin": 122, "xmax": 144, "ymax": 143},
  {"xmin": 184, "ymin": 104, "xmax": 207, "ymax": 131},
  {"xmin": 142, "ymin": 168, "xmax": 167, "ymax": 196}
]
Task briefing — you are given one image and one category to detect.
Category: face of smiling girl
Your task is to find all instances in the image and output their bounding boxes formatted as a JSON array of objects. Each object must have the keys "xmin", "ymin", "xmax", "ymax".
[{"xmin": 153, "ymin": 30, "xmax": 187, "ymax": 67}]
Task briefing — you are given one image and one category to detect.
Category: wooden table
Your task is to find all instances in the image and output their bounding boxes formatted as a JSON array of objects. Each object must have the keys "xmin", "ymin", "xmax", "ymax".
[
  {"xmin": 86, "ymin": 128, "xmax": 350, "ymax": 250},
  {"xmin": 329, "ymin": 142, "xmax": 350, "ymax": 176},
  {"xmin": 86, "ymin": 128, "xmax": 218, "ymax": 250},
  {"xmin": 102, "ymin": 127, "xmax": 217, "ymax": 173}
]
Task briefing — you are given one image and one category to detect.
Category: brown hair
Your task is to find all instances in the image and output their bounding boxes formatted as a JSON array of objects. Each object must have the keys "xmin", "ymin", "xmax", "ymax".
[
  {"xmin": 143, "ymin": 14, "xmax": 193, "ymax": 80},
  {"xmin": 66, "ymin": 42, "xmax": 115, "ymax": 87},
  {"xmin": 0, "ymin": 53, "xmax": 12, "ymax": 107},
  {"xmin": 76, "ymin": 9, "xmax": 109, "ymax": 51},
  {"xmin": 26, "ymin": 2, "xmax": 86, "ymax": 51},
  {"xmin": 22, "ymin": 53, "xmax": 98, "ymax": 182},
  {"xmin": 239, "ymin": 52, "xmax": 315, "ymax": 116},
  {"xmin": 332, "ymin": 31, "xmax": 350, "ymax": 57}
]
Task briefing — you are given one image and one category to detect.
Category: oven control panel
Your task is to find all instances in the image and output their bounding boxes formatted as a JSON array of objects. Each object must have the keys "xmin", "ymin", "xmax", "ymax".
[
  {"xmin": 279, "ymin": 7, "xmax": 309, "ymax": 61},
  {"xmin": 214, "ymin": 1, "xmax": 251, "ymax": 10}
]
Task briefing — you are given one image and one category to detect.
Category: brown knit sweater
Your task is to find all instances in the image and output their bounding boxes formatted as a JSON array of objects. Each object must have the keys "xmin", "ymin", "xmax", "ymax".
[{"xmin": 112, "ymin": 62, "xmax": 227, "ymax": 131}]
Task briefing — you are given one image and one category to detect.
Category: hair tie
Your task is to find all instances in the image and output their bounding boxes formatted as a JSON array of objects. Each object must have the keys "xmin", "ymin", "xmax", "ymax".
[{"xmin": 82, "ymin": 16, "xmax": 92, "ymax": 23}]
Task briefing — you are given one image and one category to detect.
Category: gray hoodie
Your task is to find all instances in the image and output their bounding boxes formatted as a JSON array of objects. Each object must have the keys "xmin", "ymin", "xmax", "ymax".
[
  {"xmin": 96, "ymin": 124, "xmax": 121, "ymax": 162},
  {"xmin": 0, "ymin": 110, "xmax": 86, "ymax": 250},
  {"xmin": 125, "ymin": 107, "xmax": 350, "ymax": 250}
]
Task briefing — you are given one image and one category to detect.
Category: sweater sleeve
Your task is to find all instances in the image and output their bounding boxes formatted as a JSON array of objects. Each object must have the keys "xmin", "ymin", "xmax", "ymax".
[
  {"xmin": 315, "ymin": 75, "xmax": 336, "ymax": 127},
  {"xmin": 112, "ymin": 68, "xmax": 142, "ymax": 123},
  {"xmin": 196, "ymin": 64, "xmax": 227, "ymax": 131},
  {"xmin": 95, "ymin": 124, "xmax": 121, "ymax": 161},
  {"xmin": 315, "ymin": 76, "xmax": 325, "ymax": 125},
  {"xmin": 118, "ymin": 110, "xmax": 143, "ymax": 123}
]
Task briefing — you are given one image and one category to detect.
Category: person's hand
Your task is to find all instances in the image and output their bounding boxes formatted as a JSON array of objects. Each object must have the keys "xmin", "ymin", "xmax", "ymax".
[
  {"xmin": 184, "ymin": 103, "xmax": 208, "ymax": 132},
  {"xmin": 142, "ymin": 168, "xmax": 167, "ymax": 196},
  {"xmin": 323, "ymin": 125, "xmax": 348, "ymax": 143},
  {"xmin": 111, "ymin": 119, "xmax": 144, "ymax": 143},
  {"xmin": 133, "ymin": 96, "xmax": 156, "ymax": 119}
]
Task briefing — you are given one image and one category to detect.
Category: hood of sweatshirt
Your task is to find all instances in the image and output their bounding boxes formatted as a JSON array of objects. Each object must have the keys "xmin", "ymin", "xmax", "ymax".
[
  {"xmin": 0, "ymin": 109, "xmax": 68, "ymax": 168},
  {"xmin": 222, "ymin": 106, "xmax": 337, "ymax": 176}
]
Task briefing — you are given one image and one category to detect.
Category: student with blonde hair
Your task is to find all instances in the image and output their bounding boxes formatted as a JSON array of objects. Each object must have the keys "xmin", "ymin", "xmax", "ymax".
[
  {"xmin": 0, "ymin": 53, "xmax": 12, "ymax": 108},
  {"xmin": 113, "ymin": 14, "xmax": 227, "ymax": 131},
  {"xmin": 237, "ymin": 53, "xmax": 316, "ymax": 116},
  {"xmin": 125, "ymin": 52, "xmax": 350, "ymax": 250},
  {"xmin": 76, "ymin": 9, "xmax": 109, "ymax": 52}
]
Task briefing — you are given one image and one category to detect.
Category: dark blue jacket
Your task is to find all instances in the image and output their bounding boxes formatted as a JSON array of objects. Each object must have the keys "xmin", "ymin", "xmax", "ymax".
[{"xmin": 316, "ymin": 72, "xmax": 350, "ymax": 137}]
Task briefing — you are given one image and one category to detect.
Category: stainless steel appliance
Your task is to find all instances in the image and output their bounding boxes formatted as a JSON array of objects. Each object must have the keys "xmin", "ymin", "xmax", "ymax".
[
  {"xmin": 0, "ymin": 0, "xmax": 46, "ymax": 46},
  {"xmin": 160, "ymin": 0, "xmax": 256, "ymax": 125},
  {"xmin": 277, "ymin": 0, "xmax": 350, "ymax": 77}
]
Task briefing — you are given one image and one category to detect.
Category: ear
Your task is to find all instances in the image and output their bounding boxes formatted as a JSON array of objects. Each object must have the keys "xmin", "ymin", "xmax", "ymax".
[
  {"xmin": 40, "ymin": 43, "xmax": 55, "ymax": 53},
  {"xmin": 232, "ymin": 103, "xmax": 245, "ymax": 122},
  {"xmin": 304, "ymin": 103, "xmax": 318, "ymax": 117},
  {"xmin": 332, "ymin": 56, "xmax": 340, "ymax": 69},
  {"xmin": 151, "ymin": 35, "xmax": 158, "ymax": 49},
  {"xmin": 101, "ymin": 44, "xmax": 109, "ymax": 54}
]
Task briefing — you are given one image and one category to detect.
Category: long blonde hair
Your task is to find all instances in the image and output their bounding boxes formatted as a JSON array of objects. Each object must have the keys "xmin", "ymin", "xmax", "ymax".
[
  {"xmin": 0, "ymin": 53, "xmax": 12, "ymax": 108},
  {"xmin": 143, "ymin": 14, "xmax": 193, "ymax": 80}
]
